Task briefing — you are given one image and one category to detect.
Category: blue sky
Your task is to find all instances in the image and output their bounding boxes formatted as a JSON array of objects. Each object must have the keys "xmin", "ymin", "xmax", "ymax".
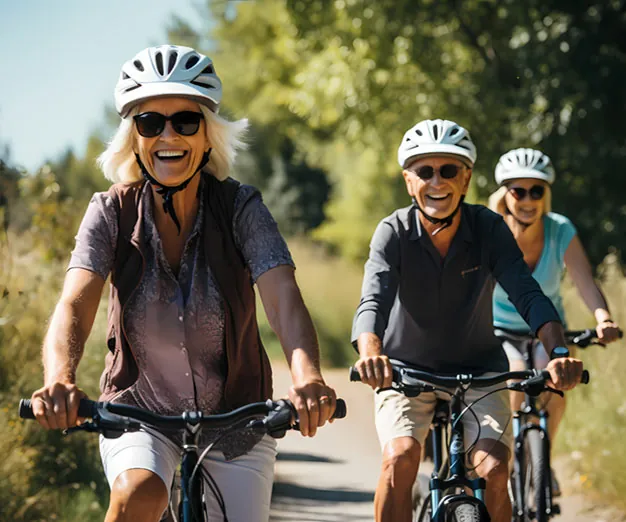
[{"xmin": 0, "ymin": 0, "xmax": 206, "ymax": 172}]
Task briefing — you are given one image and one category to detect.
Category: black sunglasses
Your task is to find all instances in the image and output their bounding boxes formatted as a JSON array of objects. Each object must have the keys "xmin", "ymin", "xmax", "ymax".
[
  {"xmin": 133, "ymin": 111, "xmax": 204, "ymax": 138},
  {"xmin": 409, "ymin": 164, "xmax": 463, "ymax": 180},
  {"xmin": 508, "ymin": 185, "xmax": 545, "ymax": 201}
]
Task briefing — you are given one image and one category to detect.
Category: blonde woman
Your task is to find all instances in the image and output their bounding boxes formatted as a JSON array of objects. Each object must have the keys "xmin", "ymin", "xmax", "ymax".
[
  {"xmin": 489, "ymin": 147, "xmax": 621, "ymax": 494},
  {"xmin": 28, "ymin": 45, "xmax": 338, "ymax": 522}
]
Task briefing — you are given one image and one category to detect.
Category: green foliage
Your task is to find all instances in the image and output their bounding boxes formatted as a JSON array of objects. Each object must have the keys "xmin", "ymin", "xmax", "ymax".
[
  {"xmin": 0, "ymin": 228, "xmax": 109, "ymax": 521},
  {"xmin": 557, "ymin": 253, "xmax": 626, "ymax": 508},
  {"xmin": 174, "ymin": 0, "xmax": 626, "ymax": 264}
]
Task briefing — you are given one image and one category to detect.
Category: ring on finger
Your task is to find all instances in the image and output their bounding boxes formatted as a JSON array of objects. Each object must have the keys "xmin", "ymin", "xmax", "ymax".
[{"xmin": 319, "ymin": 396, "xmax": 331, "ymax": 404}]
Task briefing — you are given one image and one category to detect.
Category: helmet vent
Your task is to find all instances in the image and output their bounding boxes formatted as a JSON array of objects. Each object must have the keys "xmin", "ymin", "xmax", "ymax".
[
  {"xmin": 449, "ymin": 128, "xmax": 458, "ymax": 136},
  {"xmin": 201, "ymin": 64, "xmax": 215, "ymax": 74},
  {"xmin": 415, "ymin": 129, "xmax": 423, "ymax": 136},
  {"xmin": 167, "ymin": 52, "xmax": 178, "ymax": 74},
  {"xmin": 122, "ymin": 72, "xmax": 130, "ymax": 80},
  {"xmin": 133, "ymin": 60, "xmax": 144, "ymax": 72},
  {"xmin": 433, "ymin": 126, "xmax": 439, "ymax": 140},
  {"xmin": 191, "ymin": 78, "xmax": 212, "ymax": 88},
  {"xmin": 185, "ymin": 55, "xmax": 200, "ymax": 69},
  {"xmin": 155, "ymin": 52, "xmax": 164, "ymax": 75}
]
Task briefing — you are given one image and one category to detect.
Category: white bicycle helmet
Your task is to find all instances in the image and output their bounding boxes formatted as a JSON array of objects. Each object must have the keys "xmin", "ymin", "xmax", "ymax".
[
  {"xmin": 397, "ymin": 119, "xmax": 477, "ymax": 169},
  {"xmin": 115, "ymin": 45, "xmax": 222, "ymax": 118},
  {"xmin": 495, "ymin": 148, "xmax": 555, "ymax": 185}
]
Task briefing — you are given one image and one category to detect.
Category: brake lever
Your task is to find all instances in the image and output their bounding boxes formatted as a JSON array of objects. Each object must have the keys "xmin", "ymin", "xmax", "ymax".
[
  {"xmin": 64, "ymin": 409, "xmax": 142, "ymax": 439},
  {"xmin": 263, "ymin": 399, "xmax": 295, "ymax": 439}
]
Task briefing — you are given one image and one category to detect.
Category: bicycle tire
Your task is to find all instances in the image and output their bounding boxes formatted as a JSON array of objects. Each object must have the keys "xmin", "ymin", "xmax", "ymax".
[
  {"xmin": 446, "ymin": 502, "xmax": 485, "ymax": 522},
  {"xmin": 414, "ymin": 494, "xmax": 431, "ymax": 522},
  {"xmin": 527, "ymin": 430, "xmax": 548, "ymax": 522}
]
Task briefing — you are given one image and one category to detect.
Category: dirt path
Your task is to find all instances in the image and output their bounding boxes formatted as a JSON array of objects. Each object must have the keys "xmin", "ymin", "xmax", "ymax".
[{"xmin": 270, "ymin": 364, "xmax": 625, "ymax": 522}]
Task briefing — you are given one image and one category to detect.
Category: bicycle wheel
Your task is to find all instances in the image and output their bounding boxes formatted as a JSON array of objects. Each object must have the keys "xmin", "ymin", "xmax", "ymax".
[
  {"xmin": 445, "ymin": 502, "xmax": 485, "ymax": 522},
  {"xmin": 414, "ymin": 493, "xmax": 432, "ymax": 522},
  {"xmin": 526, "ymin": 430, "xmax": 548, "ymax": 522}
]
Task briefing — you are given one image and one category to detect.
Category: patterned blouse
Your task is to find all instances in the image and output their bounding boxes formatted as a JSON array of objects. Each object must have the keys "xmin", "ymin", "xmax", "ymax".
[{"xmin": 69, "ymin": 174, "xmax": 294, "ymax": 459}]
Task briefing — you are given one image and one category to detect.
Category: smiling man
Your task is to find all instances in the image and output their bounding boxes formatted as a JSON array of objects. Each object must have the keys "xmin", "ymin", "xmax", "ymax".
[{"xmin": 351, "ymin": 119, "xmax": 584, "ymax": 522}]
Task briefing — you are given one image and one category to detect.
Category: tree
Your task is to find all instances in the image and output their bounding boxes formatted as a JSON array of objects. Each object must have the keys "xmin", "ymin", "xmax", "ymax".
[{"xmin": 169, "ymin": 0, "xmax": 626, "ymax": 265}]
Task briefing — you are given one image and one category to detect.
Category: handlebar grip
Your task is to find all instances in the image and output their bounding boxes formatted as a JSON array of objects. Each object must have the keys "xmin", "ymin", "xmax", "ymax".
[
  {"xmin": 19, "ymin": 399, "xmax": 36, "ymax": 420},
  {"xmin": 19, "ymin": 398, "xmax": 96, "ymax": 420},
  {"xmin": 581, "ymin": 370, "xmax": 590, "ymax": 384},
  {"xmin": 349, "ymin": 367, "xmax": 361, "ymax": 382},
  {"xmin": 332, "ymin": 399, "xmax": 347, "ymax": 419}
]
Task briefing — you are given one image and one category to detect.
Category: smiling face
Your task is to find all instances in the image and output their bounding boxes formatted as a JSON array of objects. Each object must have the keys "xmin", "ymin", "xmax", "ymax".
[
  {"xmin": 134, "ymin": 97, "xmax": 209, "ymax": 187},
  {"xmin": 504, "ymin": 178, "xmax": 547, "ymax": 225},
  {"xmin": 402, "ymin": 155, "xmax": 472, "ymax": 219}
]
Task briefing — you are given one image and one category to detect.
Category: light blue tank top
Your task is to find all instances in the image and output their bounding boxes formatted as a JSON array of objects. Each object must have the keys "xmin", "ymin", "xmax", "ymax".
[{"xmin": 493, "ymin": 212, "xmax": 577, "ymax": 332}]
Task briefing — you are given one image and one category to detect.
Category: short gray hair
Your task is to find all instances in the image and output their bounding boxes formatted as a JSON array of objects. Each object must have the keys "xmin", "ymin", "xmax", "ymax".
[{"xmin": 97, "ymin": 106, "xmax": 248, "ymax": 184}]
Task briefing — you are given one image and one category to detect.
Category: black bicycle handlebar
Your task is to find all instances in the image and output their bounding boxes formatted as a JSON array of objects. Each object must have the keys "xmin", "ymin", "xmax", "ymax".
[
  {"xmin": 349, "ymin": 360, "xmax": 589, "ymax": 388},
  {"xmin": 495, "ymin": 327, "xmax": 623, "ymax": 348},
  {"xmin": 18, "ymin": 397, "xmax": 347, "ymax": 429}
]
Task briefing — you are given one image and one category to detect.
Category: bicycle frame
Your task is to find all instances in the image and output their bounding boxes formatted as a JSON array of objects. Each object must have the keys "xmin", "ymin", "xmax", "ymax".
[
  {"xmin": 428, "ymin": 388, "xmax": 490, "ymax": 521},
  {"xmin": 510, "ymin": 339, "xmax": 556, "ymax": 521},
  {"xmin": 179, "ymin": 421, "xmax": 204, "ymax": 522}
]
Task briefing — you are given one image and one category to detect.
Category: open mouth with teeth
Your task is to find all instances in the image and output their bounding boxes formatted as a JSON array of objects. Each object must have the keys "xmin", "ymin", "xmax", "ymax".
[
  {"xmin": 155, "ymin": 150, "xmax": 188, "ymax": 162},
  {"xmin": 426, "ymin": 194, "xmax": 451, "ymax": 201}
]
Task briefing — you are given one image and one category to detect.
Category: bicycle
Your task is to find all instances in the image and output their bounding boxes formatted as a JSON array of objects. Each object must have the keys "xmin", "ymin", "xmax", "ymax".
[
  {"xmin": 19, "ymin": 396, "xmax": 347, "ymax": 522},
  {"xmin": 495, "ymin": 328, "xmax": 621, "ymax": 522},
  {"xmin": 349, "ymin": 359, "xmax": 589, "ymax": 522}
]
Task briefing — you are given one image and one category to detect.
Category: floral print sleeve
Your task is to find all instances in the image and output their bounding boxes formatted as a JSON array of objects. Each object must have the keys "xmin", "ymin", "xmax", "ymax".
[
  {"xmin": 67, "ymin": 192, "xmax": 118, "ymax": 280},
  {"xmin": 232, "ymin": 184, "xmax": 294, "ymax": 283}
]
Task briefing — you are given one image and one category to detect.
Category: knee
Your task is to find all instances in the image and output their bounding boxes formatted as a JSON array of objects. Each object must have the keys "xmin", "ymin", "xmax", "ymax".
[
  {"xmin": 478, "ymin": 454, "xmax": 509, "ymax": 489},
  {"xmin": 381, "ymin": 437, "xmax": 421, "ymax": 487},
  {"xmin": 108, "ymin": 470, "xmax": 168, "ymax": 522}
]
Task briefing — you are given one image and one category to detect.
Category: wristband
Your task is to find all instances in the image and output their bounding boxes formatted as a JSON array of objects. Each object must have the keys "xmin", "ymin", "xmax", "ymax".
[{"xmin": 550, "ymin": 346, "xmax": 569, "ymax": 359}]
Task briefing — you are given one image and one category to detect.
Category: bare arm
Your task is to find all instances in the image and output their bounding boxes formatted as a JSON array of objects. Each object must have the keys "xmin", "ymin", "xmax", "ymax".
[
  {"xmin": 564, "ymin": 235, "xmax": 620, "ymax": 342},
  {"xmin": 355, "ymin": 332, "xmax": 393, "ymax": 389},
  {"xmin": 256, "ymin": 265, "xmax": 337, "ymax": 436},
  {"xmin": 32, "ymin": 268, "xmax": 105, "ymax": 429}
]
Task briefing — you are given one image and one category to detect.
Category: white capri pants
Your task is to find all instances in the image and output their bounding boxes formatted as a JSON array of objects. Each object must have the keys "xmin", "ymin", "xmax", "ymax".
[{"xmin": 100, "ymin": 428, "xmax": 277, "ymax": 522}]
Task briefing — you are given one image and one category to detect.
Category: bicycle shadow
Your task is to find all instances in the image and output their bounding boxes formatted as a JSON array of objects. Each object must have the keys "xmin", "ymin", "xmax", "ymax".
[
  {"xmin": 270, "ymin": 480, "xmax": 374, "ymax": 521},
  {"xmin": 276, "ymin": 451, "xmax": 342, "ymax": 464}
]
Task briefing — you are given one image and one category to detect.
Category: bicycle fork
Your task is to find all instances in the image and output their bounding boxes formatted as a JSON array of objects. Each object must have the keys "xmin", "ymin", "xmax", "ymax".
[
  {"xmin": 429, "ymin": 397, "xmax": 489, "ymax": 521},
  {"xmin": 512, "ymin": 410, "xmax": 557, "ymax": 520}
]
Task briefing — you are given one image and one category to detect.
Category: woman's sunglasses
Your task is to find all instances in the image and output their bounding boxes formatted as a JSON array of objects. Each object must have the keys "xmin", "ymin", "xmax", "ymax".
[
  {"xmin": 409, "ymin": 164, "xmax": 463, "ymax": 180},
  {"xmin": 508, "ymin": 185, "xmax": 545, "ymax": 201},
  {"xmin": 133, "ymin": 111, "xmax": 204, "ymax": 138}
]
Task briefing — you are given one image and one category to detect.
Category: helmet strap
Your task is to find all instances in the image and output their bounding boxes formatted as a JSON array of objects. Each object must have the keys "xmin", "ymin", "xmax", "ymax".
[
  {"xmin": 135, "ymin": 149, "xmax": 212, "ymax": 235},
  {"xmin": 412, "ymin": 195, "xmax": 465, "ymax": 236}
]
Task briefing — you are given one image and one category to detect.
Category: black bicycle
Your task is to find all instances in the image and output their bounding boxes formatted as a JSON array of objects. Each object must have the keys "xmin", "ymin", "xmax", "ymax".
[
  {"xmin": 495, "ymin": 328, "xmax": 620, "ymax": 522},
  {"xmin": 19, "ymin": 397, "xmax": 346, "ymax": 522},
  {"xmin": 350, "ymin": 360, "xmax": 588, "ymax": 522}
]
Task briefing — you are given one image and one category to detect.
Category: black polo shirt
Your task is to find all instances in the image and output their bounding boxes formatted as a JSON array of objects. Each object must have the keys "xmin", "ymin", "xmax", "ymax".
[{"xmin": 351, "ymin": 203, "xmax": 561, "ymax": 374}]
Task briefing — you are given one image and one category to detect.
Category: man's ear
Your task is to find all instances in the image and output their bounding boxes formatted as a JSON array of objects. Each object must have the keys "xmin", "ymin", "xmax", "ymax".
[{"xmin": 402, "ymin": 169, "xmax": 415, "ymax": 196}]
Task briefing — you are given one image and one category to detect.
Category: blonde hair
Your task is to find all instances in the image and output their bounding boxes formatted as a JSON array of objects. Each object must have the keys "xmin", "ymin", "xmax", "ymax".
[
  {"xmin": 97, "ymin": 105, "xmax": 248, "ymax": 183},
  {"xmin": 488, "ymin": 183, "xmax": 552, "ymax": 216}
]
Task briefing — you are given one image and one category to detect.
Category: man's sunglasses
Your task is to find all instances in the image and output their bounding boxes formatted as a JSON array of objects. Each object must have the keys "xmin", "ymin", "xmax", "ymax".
[
  {"xmin": 133, "ymin": 111, "xmax": 204, "ymax": 138},
  {"xmin": 508, "ymin": 185, "xmax": 545, "ymax": 201},
  {"xmin": 408, "ymin": 164, "xmax": 464, "ymax": 180}
]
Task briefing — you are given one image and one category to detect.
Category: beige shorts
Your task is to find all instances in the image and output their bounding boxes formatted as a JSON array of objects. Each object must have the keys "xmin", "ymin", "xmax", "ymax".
[
  {"xmin": 374, "ymin": 375, "xmax": 513, "ymax": 454},
  {"xmin": 100, "ymin": 428, "xmax": 277, "ymax": 522}
]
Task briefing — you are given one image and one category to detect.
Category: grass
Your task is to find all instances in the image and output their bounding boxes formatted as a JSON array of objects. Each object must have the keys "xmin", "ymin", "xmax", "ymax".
[{"xmin": 554, "ymin": 252, "xmax": 626, "ymax": 508}]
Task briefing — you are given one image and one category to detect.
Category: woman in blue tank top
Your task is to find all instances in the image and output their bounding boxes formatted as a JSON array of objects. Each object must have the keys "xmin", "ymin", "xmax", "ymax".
[{"xmin": 489, "ymin": 148, "xmax": 621, "ymax": 494}]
